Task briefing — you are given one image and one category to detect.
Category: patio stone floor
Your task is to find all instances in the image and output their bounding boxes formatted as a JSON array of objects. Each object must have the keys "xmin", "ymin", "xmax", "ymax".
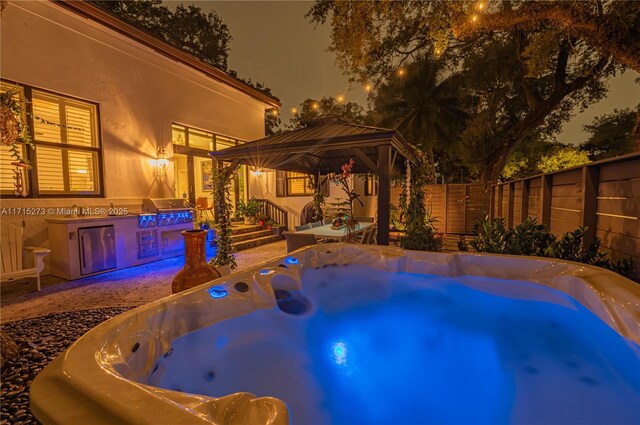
[{"xmin": 0, "ymin": 240, "xmax": 286, "ymax": 324}]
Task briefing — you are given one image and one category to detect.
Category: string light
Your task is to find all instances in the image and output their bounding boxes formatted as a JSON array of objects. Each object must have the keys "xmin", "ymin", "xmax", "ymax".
[
  {"xmin": 477, "ymin": 2, "xmax": 485, "ymax": 10},
  {"xmin": 270, "ymin": 109, "xmax": 278, "ymax": 117},
  {"xmin": 336, "ymin": 94, "xmax": 345, "ymax": 103},
  {"xmin": 471, "ymin": 14, "xmax": 478, "ymax": 22},
  {"xmin": 397, "ymin": 68, "xmax": 406, "ymax": 77},
  {"xmin": 312, "ymin": 102, "xmax": 319, "ymax": 110},
  {"xmin": 364, "ymin": 83, "xmax": 373, "ymax": 92},
  {"xmin": 291, "ymin": 107, "xmax": 297, "ymax": 114}
]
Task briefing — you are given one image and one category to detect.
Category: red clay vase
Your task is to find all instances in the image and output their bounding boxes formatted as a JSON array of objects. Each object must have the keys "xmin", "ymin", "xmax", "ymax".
[{"xmin": 171, "ymin": 229, "xmax": 221, "ymax": 294}]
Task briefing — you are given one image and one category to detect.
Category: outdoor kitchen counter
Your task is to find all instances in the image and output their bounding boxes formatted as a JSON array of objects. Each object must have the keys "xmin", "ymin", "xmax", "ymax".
[
  {"xmin": 46, "ymin": 214, "xmax": 191, "ymax": 280},
  {"xmin": 45, "ymin": 214, "xmax": 138, "ymax": 224}
]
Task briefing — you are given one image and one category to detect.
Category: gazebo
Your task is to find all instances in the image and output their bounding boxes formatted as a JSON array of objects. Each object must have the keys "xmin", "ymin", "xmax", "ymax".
[{"xmin": 210, "ymin": 115, "xmax": 418, "ymax": 245}]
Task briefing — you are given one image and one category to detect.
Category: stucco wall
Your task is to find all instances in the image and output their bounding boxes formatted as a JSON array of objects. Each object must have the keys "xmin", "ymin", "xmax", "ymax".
[{"xmin": 0, "ymin": 2, "xmax": 268, "ymax": 253}]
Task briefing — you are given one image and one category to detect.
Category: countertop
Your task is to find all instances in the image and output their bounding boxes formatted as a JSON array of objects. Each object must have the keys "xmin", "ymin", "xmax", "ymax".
[{"xmin": 46, "ymin": 214, "xmax": 138, "ymax": 224}]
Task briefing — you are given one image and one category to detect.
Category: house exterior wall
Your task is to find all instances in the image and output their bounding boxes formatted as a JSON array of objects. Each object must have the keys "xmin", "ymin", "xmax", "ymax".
[
  {"xmin": 247, "ymin": 170, "xmax": 377, "ymax": 229},
  {"xmin": 0, "ymin": 1, "xmax": 268, "ymax": 260}
]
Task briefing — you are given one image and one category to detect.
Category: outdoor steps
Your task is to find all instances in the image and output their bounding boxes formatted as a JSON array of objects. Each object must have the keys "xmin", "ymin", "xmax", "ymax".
[
  {"xmin": 228, "ymin": 224, "xmax": 283, "ymax": 251},
  {"xmin": 233, "ymin": 234, "xmax": 284, "ymax": 252}
]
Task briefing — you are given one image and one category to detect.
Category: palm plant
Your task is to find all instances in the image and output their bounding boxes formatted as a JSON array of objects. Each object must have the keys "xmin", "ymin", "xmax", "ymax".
[{"xmin": 374, "ymin": 56, "xmax": 468, "ymax": 181}]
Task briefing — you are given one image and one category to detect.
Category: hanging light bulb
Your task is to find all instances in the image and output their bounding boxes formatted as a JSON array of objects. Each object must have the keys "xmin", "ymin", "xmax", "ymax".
[
  {"xmin": 397, "ymin": 68, "xmax": 406, "ymax": 77},
  {"xmin": 291, "ymin": 107, "xmax": 298, "ymax": 114},
  {"xmin": 364, "ymin": 83, "xmax": 373, "ymax": 92},
  {"xmin": 336, "ymin": 94, "xmax": 345, "ymax": 103},
  {"xmin": 471, "ymin": 14, "xmax": 478, "ymax": 22},
  {"xmin": 270, "ymin": 109, "xmax": 279, "ymax": 117},
  {"xmin": 477, "ymin": 2, "xmax": 485, "ymax": 10},
  {"xmin": 312, "ymin": 102, "xmax": 319, "ymax": 110}
]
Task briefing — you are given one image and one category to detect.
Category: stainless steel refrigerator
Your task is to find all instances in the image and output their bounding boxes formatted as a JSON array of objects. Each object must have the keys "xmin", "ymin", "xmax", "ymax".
[{"xmin": 78, "ymin": 226, "xmax": 117, "ymax": 275}]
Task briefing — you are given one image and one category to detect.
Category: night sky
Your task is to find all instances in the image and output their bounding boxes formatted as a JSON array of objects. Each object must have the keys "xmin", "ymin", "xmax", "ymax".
[{"xmin": 182, "ymin": 1, "xmax": 640, "ymax": 145}]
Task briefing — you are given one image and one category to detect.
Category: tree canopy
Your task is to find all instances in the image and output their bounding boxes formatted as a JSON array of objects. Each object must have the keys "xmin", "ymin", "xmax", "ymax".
[
  {"xmin": 580, "ymin": 106, "xmax": 638, "ymax": 161},
  {"xmin": 287, "ymin": 97, "xmax": 370, "ymax": 128},
  {"xmin": 308, "ymin": 0, "xmax": 635, "ymax": 183},
  {"xmin": 92, "ymin": 0, "xmax": 231, "ymax": 70}
]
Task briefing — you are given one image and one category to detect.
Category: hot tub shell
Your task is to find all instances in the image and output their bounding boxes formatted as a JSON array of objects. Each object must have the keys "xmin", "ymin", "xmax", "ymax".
[{"xmin": 30, "ymin": 245, "xmax": 640, "ymax": 424}]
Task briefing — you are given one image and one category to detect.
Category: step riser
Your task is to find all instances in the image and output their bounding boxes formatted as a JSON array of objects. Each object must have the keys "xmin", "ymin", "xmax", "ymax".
[
  {"xmin": 230, "ymin": 225, "xmax": 264, "ymax": 235},
  {"xmin": 234, "ymin": 235, "xmax": 283, "ymax": 252},
  {"xmin": 231, "ymin": 230, "xmax": 273, "ymax": 242}
]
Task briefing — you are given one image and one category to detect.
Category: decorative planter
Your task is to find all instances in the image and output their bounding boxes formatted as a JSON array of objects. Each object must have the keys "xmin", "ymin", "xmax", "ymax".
[
  {"xmin": 216, "ymin": 264, "xmax": 232, "ymax": 276},
  {"xmin": 171, "ymin": 229, "xmax": 221, "ymax": 294}
]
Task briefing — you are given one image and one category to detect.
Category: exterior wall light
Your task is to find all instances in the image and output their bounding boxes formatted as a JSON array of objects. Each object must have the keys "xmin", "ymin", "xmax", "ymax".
[
  {"xmin": 251, "ymin": 168, "xmax": 263, "ymax": 177},
  {"xmin": 157, "ymin": 147, "xmax": 169, "ymax": 177}
]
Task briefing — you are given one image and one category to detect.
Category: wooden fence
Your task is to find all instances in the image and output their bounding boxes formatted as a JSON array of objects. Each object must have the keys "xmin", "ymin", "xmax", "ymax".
[
  {"xmin": 391, "ymin": 183, "xmax": 485, "ymax": 234},
  {"xmin": 490, "ymin": 152, "xmax": 640, "ymax": 277}
]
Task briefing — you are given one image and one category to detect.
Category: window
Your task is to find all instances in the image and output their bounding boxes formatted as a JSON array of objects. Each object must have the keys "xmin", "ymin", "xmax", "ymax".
[
  {"xmin": 364, "ymin": 174, "xmax": 378, "ymax": 196},
  {"xmin": 1, "ymin": 82, "xmax": 102, "ymax": 196},
  {"xmin": 0, "ymin": 83, "xmax": 26, "ymax": 194},
  {"xmin": 275, "ymin": 171, "xmax": 328, "ymax": 197},
  {"xmin": 171, "ymin": 123, "xmax": 240, "ymax": 151}
]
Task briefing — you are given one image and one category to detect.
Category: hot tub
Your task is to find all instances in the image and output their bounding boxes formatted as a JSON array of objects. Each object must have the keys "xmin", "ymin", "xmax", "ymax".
[{"xmin": 31, "ymin": 245, "xmax": 640, "ymax": 424}]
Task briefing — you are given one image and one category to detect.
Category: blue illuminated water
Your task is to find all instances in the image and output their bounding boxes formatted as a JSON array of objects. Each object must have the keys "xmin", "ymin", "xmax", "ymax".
[{"xmin": 149, "ymin": 265, "xmax": 640, "ymax": 425}]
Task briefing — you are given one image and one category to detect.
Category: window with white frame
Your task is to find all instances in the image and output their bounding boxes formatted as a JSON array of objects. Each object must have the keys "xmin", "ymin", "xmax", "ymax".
[{"xmin": 1, "ymin": 82, "xmax": 102, "ymax": 196}]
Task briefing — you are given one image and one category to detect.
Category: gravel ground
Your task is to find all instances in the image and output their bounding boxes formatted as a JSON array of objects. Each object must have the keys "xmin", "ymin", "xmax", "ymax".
[
  {"xmin": 1, "ymin": 308, "xmax": 132, "ymax": 425},
  {"xmin": 1, "ymin": 240, "xmax": 287, "ymax": 324}
]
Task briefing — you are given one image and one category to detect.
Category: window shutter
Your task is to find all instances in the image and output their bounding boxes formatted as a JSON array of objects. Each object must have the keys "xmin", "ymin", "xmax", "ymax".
[
  {"xmin": 32, "ymin": 93, "xmax": 62, "ymax": 143},
  {"xmin": 276, "ymin": 170, "xmax": 285, "ymax": 197},
  {"xmin": 36, "ymin": 146, "xmax": 65, "ymax": 192}
]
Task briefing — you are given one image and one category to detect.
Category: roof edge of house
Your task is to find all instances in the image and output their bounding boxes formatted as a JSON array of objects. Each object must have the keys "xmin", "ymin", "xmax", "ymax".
[{"xmin": 53, "ymin": 0, "xmax": 282, "ymax": 108}]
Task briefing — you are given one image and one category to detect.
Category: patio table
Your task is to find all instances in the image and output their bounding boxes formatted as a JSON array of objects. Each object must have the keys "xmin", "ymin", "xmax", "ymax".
[{"xmin": 295, "ymin": 222, "xmax": 374, "ymax": 242}]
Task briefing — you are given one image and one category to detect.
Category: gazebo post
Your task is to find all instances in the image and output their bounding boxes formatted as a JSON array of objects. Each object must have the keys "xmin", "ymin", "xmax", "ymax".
[{"xmin": 377, "ymin": 145, "xmax": 391, "ymax": 245}]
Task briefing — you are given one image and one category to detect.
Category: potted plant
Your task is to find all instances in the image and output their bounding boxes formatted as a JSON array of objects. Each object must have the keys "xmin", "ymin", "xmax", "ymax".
[
  {"xmin": 267, "ymin": 220, "xmax": 284, "ymax": 235},
  {"xmin": 209, "ymin": 162, "xmax": 237, "ymax": 276},
  {"xmin": 328, "ymin": 159, "xmax": 363, "ymax": 241},
  {"xmin": 243, "ymin": 197, "xmax": 261, "ymax": 225},
  {"xmin": 257, "ymin": 213, "xmax": 269, "ymax": 227}
]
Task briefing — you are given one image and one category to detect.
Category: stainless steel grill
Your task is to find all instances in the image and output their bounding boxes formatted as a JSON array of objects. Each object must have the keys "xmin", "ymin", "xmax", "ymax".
[{"xmin": 140, "ymin": 198, "xmax": 193, "ymax": 227}]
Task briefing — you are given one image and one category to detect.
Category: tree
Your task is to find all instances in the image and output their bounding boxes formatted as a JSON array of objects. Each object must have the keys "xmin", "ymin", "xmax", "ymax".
[
  {"xmin": 264, "ymin": 110, "xmax": 281, "ymax": 137},
  {"xmin": 288, "ymin": 97, "xmax": 370, "ymax": 128},
  {"xmin": 537, "ymin": 146, "xmax": 590, "ymax": 174},
  {"xmin": 580, "ymin": 107, "xmax": 638, "ymax": 160},
  {"xmin": 373, "ymin": 57, "xmax": 468, "ymax": 181},
  {"xmin": 308, "ymin": 1, "xmax": 625, "ymax": 183},
  {"xmin": 308, "ymin": 1, "xmax": 640, "ymax": 77},
  {"xmin": 91, "ymin": 0, "xmax": 231, "ymax": 70}
]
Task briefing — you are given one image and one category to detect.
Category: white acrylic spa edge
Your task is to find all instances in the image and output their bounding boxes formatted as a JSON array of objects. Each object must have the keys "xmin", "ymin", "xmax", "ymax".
[{"xmin": 30, "ymin": 244, "xmax": 640, "ymax": 425}]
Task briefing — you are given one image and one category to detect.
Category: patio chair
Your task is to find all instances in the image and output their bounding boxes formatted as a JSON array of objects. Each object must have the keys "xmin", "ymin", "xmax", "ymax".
[
  {"xmin": 284, "ymin": 232, "xmax": 317, "ymax": 253},
  {"xmin": 355, "ymin": 217, "xmax": 374, "ymax": 223},
  {"xmin": 354, "ymin": 227, "xmax": 373, "ymax": 244},
  {"xmin": 366, "ymin": 225, "xmax": 378, "ymax": 244},
  {"xmin": 294, "ymin": 223, "xmax": 311, "ymax": 232},
  {"xmin": 1, "ymin": 224, "xmax": 50, "ymax": 291},
  {"xmin": 195, "ymin": 197, "xmax": 214, "ymax": 221},
  {"xmin": 310, "ymin": 221, "xmax": 323, "ymax": 228}
]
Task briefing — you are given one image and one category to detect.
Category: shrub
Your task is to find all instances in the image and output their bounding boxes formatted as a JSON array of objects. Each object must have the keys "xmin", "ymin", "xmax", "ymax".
[{"xmin": 466, "ymin": 216, "xmax": 634, "ymax": 279}]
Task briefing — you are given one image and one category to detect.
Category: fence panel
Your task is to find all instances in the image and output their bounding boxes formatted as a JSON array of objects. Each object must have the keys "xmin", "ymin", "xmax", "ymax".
[{"xmin": 491, "ymin": 152, "xmax": 640, "ymax": 278}]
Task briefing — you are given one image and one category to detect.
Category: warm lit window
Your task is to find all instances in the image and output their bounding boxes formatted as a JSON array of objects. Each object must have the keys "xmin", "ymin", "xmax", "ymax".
[
  {"xmin": 1, "ymin": 82, "xmax": 101, "ymax": 196},
  {"xmin": 172, "ymin": 123, "xmax": 240, "ymax": 151},
  {"xmin": 215, "ymin": 135, "xmax": 237, "ymax": 150},
  {"xmin": 276, "ymin": 170, "xmax": 313, "ymax": 196},
  {"xmin": 364, "ymin": 174, "xmax": 378, "ymax": 196},
  {"xmin": 0, "ymin": 83, "xmax": 26, "ymax": 194},
  {"xmin": 31, "ymin": 90, "xmax": 101, "ymax": 195}
]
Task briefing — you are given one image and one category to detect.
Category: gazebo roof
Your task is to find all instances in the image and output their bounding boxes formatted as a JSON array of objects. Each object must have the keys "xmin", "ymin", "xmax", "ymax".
[{"xmin": 210, "ymin": 115, "xmax": 417, "ymax": 174}]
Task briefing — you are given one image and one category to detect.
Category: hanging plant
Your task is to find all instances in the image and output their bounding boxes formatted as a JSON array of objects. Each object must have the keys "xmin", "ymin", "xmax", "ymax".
[
  {"xmin": 1, "ymin": 87, "xmax": 32, "ymax": 196},
  {"xmin": 209, "ymin": 162, "xmax": 238, "ymax": 271}
]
